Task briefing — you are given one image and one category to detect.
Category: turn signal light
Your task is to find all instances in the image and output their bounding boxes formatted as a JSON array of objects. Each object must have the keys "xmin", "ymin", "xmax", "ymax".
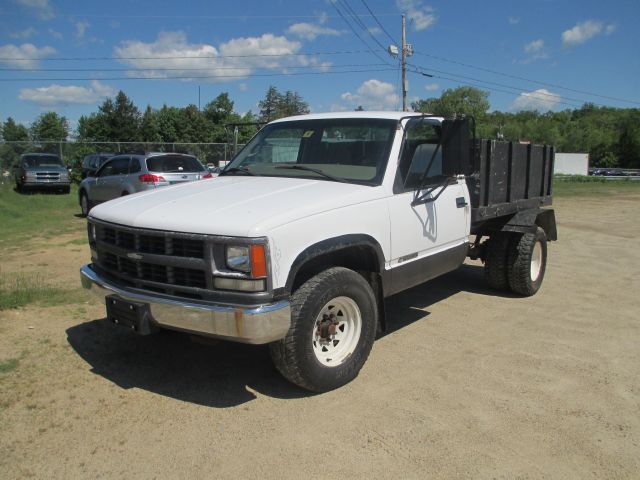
[{"xmin": 250, "ymin": 244, "xmax": 267, "ymax": 278}]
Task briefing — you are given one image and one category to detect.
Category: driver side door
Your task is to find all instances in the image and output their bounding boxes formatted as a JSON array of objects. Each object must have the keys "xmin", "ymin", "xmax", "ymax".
[{"xmin": 386, "ymin": 119, "xmax": 470, "ymax": 294}]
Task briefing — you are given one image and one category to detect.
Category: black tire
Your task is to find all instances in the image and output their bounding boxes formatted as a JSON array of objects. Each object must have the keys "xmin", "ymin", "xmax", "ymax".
[
  {"xmin": 269, "ymin": 267, "xmax": 377, "ymax": 393},
  {"xmin": 62, "ymin": 186, "xmax": 71, "ymax": 194},
  {"xmin": 484, "ymin": 232, "xmax": 511, "ymax": 291},
  {"xmin": 121, "ymin": 191, "xmax": 129, "ymax": 196},
  {"xmin": 507, "ymin": 227, "xmax": 547, "ymax": 296},
  {"xmin": 15, "ymin": 183, "xmax": 23, "ymax": 193},
  {"xmin": 80, "ymin": 191, "xmax": 91, "ymax": 217}
]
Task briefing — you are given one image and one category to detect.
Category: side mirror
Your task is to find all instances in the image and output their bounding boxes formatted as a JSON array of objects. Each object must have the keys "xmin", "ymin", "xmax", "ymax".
[{"xmin": 441, "ymin": 118, "xmax": 472, "ymax": 176}]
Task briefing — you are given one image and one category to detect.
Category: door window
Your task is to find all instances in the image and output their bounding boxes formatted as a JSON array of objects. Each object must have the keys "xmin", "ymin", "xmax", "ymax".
[
  {"xmin": 97, "ymin": 157, "xmax": 129, "ymax": 177},
  {"xmin": 396, "ymin": 120, "xmax": 444, "ymax": 192}
]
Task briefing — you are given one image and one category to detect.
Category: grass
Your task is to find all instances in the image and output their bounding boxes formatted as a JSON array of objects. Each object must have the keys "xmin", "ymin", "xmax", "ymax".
[
  {"xmin": 0, "ymin": 183, "xmax": 83, "ymax": 248},
  {"xmin": 0, "ymin": 271, "xmax": 85, "ymax": 310},
  {"xmin": 0, "ymin": 358, "xmax": 19, "ymax": 374},
  {"xmin": 553, "ymin": 176, "xmax": 640, "ymax": 197}
]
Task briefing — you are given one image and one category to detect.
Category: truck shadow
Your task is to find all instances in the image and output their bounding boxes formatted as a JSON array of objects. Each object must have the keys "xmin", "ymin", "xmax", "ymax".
[
  {"xmin": 66, "ymin": 263, "xmax": 513, "ymax": 408},
  {"xmin": 382, "ymin": 262, "xmax": 517, "ymax": 336}
]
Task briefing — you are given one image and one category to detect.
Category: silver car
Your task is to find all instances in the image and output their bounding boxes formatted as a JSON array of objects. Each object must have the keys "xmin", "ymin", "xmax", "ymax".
[{"xmin": 78, "ymin": 152, "xmax": 211, "ymax": 216}]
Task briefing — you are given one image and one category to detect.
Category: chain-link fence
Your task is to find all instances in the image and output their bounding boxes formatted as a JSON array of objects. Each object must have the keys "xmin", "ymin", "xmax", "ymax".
[{"xmin": 1, "ymin": 140, "xmax": 246, "ymax": 183}]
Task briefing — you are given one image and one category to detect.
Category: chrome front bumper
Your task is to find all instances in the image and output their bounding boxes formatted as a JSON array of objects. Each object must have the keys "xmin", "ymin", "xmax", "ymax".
[{"xmin": 80, "ymin": 265, "xmax": 291, "ymax": 344}]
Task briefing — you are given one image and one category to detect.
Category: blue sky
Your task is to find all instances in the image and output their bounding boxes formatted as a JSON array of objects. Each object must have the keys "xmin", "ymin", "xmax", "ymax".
[{"xmin": 1, "ymin": 0, "xmax": 638, "ymax": 131}]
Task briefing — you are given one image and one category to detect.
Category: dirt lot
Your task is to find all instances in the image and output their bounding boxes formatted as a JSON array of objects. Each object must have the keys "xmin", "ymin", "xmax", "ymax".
[{"xmin": 1, "ymin": 192, "xmax": 639, "ymax": 479}]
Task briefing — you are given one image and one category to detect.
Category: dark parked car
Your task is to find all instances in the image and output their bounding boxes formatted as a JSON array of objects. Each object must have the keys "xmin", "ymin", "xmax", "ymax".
[
  {"xmin": 78, "ymin": 152, "xmax": 212, "ymax": 216},
  {"xmin": 14, "ymin": 153, "xmax": 71, "ymax": 193},
  {"xmin": 81, "ymin": 153, "xmax": 115, "ymax": 179}
]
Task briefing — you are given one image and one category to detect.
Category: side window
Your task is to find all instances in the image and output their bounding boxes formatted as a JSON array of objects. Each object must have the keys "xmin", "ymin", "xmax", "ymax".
[
  {"xmin": 129, "ymin": 158, "xmax": 141, "ymax": 173},
  {"xmin": 97, "ymin": 161, "xmax": 115, "ymax": 177},
  {"xmin": 112, "ymin": 157, "xmax": 130, "ymax": 175},
  {"xmin": 397, "ymin": 120, "xmax": 443, "ymax": 191}
]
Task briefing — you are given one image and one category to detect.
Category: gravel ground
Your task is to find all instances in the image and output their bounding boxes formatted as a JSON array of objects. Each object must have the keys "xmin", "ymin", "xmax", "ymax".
[{"xmin": 1, "ymin": 192, "xmax": 639, "ymax": 479}]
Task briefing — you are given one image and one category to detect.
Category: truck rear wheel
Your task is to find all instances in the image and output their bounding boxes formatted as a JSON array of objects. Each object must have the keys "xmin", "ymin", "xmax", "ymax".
[
  {"xmin": 269, "ymin": 267, "xmax": 377, "ymax": 392},
  {"xmin": 507, "ymin": 227, "xmax": 547, "ymax": 296},
  {"xmin": 484, "ymin": 232, "xmax": 511, "ymax": 291}
]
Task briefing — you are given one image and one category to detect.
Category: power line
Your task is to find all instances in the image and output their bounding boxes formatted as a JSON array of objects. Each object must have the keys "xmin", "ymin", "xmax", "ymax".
[
  {"xmin": 359, "ymin": 0, "xmax": 398, "ymax": 45},
  {"xmin": 330, "ymin": 0, "xmax": 390, "ymax": 65},
  {"xmin": 408, "ymin": 68, "xmax": 584, "ymax": 109},
  {"xmin": 0, "ymin": 67, "xmax": 397, "ymax": 82},
  {"xmin": 0, "ymin": 63, "xmax": 389, "ymax": 73},
  {"xmin": 339, "ymin": 0, "xmax": 391, "ymax": 59},
  {"xmin": 0, "ymin": 12, "xmax": 400, "ymax": 20},
  {"xmin": 0, "ymin": 49, "xmax": 373, "ymax": 62},
  {"xmin": 414, "ymin": 51, "xmax": 640, "ymax": 107},
  {"xmin": 409, "ymin": 63, "xmax": 608, "ymax": 108}
]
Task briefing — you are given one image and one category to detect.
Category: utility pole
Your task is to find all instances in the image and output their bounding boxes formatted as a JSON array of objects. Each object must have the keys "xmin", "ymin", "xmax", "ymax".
[{"xmin": 401, "ymin": 14, "xmax": 407, "ymax": 111}]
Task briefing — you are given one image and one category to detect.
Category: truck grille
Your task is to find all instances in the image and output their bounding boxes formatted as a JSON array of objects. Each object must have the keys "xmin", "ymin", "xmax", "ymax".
[
  {"xmin": 35, "ymin": 172, "xmax": 61, "ymax": 182},
  {"xmin": 92, "ymin": 222, "xmax": 210, "ymax": 300}
]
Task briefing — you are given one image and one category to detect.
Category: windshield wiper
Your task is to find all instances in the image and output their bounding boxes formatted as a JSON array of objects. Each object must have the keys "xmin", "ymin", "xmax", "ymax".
[
  {"xmin": 220, "ymin": 166, "xmax": 255, "ymax": 176},
  {"xmin": 275, "ymin": 165, "xmax": 347, "ymax": 183}
]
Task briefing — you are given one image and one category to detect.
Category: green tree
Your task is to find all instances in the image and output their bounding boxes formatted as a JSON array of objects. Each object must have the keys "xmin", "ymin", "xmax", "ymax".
[
  {"xmin": 258, "ymin": 86, "xmax": 283, "ymax": 122},
  {"xmin": 1, "ymin": 117, "xmax": 30, "ymax": 168},
  {"xmin": 30, "ymin": 111, "xmax": 69, "ymax": 143},
  {"xmin": 279, "ymin": 90, "xmax": 310, "ymax": 118},
  {"xmin": 412, "ymin": 86, "xmax": 490, "ymax": 120},
  {"xmin": 140, "ymin": 105, "xmax": 162, "ymax": 143}
]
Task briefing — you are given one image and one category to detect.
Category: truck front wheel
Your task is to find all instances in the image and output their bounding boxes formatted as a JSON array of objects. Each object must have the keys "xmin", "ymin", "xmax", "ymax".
[
  {"xmin": 269, "ymin": 267, "xmax": 377, "ymax": 392},
  {"xmin": 507, "ymin": 227, "xmax": 547, "ymax": 296}
]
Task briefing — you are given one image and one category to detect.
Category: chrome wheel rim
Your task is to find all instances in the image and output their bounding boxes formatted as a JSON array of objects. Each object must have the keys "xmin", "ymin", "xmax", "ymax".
[
  {"xmin": 530, "ymin": 240, "xmax": 543, "ymax": 282},
  {"xmin": 311, "ymin": 296, "xmax": 362, "ymax": 367}
]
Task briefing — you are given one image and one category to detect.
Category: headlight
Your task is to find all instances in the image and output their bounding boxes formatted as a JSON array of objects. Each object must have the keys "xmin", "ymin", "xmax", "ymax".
[
  {"xmin": 226, "ymin": 246, "xmax": 250, "ymax": 272},
  {"xmin": 60, "ymin": 172, "xmax": 69, "ymax": 180}
]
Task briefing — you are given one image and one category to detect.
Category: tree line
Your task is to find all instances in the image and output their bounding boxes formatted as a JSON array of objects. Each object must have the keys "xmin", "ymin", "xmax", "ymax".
[
  {"xmin": 1, "ymin": 85, "xmax": 638, "ymax": 170},
  {"xmin": 412, "ymin": 87, "xmax": 640, "ymax": 169}
]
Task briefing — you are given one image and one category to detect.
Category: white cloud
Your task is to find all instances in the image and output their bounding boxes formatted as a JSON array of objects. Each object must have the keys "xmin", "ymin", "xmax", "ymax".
[
  {"xmin": 508, "ymin": 16, "xmax": 520, "ymax": 25},
  {"xmin": 396, "ymin": 0, "xmax": 436, "ymax": 31},
  {"xmin": 424, "ymin": 83, "xmax": 439, "ymax": 91},
  {"xmin": 511, "ymin": 89, "xmax": 562, "ymax": 111},
  {"xmin": 18, "ymin": 81, "xmax": 114, "ymax": 106},
  {"xmin": 340, "ymin": 79, "xmax": 400, "ymax": 110},
  {"xmin": 286, "ymin": 22, "xmax": 341, "ymax": 41},
  {"xmin": 521, "ymin": 39, "xmax": 548, "ymax": 63},
  {"xmin": 524, "ymin": 39, "xmax": 544, "ymax": 54},
  {"xmin": 15, "ymin": 0, "xmax": 54, "ymax": 20},
  {"xmin": 114, "ymin": 31, "xmax": 321, "ymax": 83},
  {"xmin": 10, "ymin": 27, "xmax": 38, "ymax": 39},
  {"xmin": 561, "ymin": 20, "xmax": 615, "ymax": 47},
  {"xmin": 238, "ymin": 83, "xmax": 248, "ymax": 92},
  {"xmin": 367, "ymin": 26, "xmax": 382, "ymax": 36},
  {"xmin": 75, "ymin": 20, "xmax": 89, "ymax": 40},
  {"xmin": 0, "ymin": 43, "xmax": 55, "ymax": 68},
  {"xmin": 48, "ymin": 28, "xmax": 62, "ymax": 40}
]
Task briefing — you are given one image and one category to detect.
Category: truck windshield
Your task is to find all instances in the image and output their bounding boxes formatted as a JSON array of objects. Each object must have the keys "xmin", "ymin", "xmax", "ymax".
[
  {"xmin": 23, "ymin": 155, "xmax": 64, "ymax": 168},
  {"xmin": 223, "ymin": 118, "xmax": 397, "ymax": 185}
]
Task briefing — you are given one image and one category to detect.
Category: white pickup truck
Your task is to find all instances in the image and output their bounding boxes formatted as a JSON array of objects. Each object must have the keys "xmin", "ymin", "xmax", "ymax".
[{"xmin": 80, "ymin": 112, "xmax": 557, "ymax": 392}]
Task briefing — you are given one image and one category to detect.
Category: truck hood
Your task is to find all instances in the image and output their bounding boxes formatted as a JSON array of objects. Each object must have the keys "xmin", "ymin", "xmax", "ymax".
[{"xmin": 89, "ymin": 176, "xmax": 386, "ymax": 237}]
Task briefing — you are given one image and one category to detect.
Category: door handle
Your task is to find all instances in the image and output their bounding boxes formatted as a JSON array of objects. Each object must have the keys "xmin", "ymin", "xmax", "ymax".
[{"xmin": 456, "ymin": 197, "xmax": 467, "ymax": 208}]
